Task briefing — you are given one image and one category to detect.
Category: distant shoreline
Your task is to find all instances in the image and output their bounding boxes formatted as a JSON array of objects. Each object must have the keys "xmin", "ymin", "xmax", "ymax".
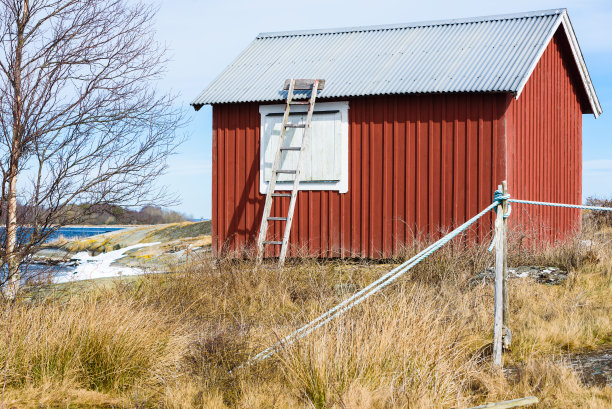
[
  {"xmin": 2, "ymin": 221, "xmax": 210, "ymax": 229},
  {"xmin": 60, "ymin": 221, "xmax": 209, "ymax": 228},
  {"xmin": 60, "ymin": 225, "xmax": 145, "ymax": 228},
  {"xmin": 35, "ymin": 221, "xmax": 212, "ymax": 275}
]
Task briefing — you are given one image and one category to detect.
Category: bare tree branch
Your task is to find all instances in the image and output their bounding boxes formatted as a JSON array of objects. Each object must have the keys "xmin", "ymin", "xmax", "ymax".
[{"xmin": 0, "ymin": 0, "xmax": 186, "ymax": 295}]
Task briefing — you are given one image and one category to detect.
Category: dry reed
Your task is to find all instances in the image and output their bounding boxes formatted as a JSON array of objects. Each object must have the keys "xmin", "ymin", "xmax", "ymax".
[{"xmin": 0, "ymin": 225, "xmax": 610, "ymax": 408}]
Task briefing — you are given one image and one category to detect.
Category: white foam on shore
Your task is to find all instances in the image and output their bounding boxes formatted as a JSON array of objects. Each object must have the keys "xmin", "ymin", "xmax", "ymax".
[{"xmin": 55, "ymin": 242, "xmax": 160, "ymax": 283}]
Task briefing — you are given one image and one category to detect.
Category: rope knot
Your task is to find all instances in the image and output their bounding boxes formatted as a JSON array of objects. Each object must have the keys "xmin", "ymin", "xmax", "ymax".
[
  {"xmin": 493, "ymin": 190, "xmax": 510, "ymax": 203},
  {"xmin": 493, "ymin": 189, "xmax": 511, "ymax": 219}
]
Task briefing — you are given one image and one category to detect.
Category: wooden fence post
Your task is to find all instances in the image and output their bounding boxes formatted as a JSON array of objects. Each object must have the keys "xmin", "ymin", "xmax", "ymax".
[
  {"xmin": 493, "ymin": 184, "xmax": 504, "ymax": 367},
  {"xmin": 502, "ymin": 181, "xmax": 511, "ymax": 349}
]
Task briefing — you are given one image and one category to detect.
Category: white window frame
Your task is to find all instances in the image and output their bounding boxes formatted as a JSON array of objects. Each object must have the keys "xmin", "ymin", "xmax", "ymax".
[{"xmin": 259, "ymin": 101, "xmax": 349, "ymax": 194}]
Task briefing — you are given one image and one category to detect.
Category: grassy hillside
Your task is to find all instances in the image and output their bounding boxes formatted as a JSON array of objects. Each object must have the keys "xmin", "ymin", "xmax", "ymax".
[
  {"xmin": 2, "ymin": 226, "xmax": 611, "ymax": 408},
  {"xmin": 44, "ymin": 221, "xmax": 212, "ymax": 269}
]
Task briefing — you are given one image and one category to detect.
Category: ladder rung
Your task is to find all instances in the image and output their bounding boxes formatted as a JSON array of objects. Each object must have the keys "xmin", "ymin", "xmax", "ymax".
[
  {"xmin": 284, "ymin": 79, "xmax": 326, "ymax": 90},
  {"xmin": 272, "ymin": 193, "xmax": 292, "ymax": 197},
  {"xmin": 289, "ymin": 101, "xmax": 310, "ymax": 105},
  {"xmin": 280, "ymin": 146, "xmax": 301, "ymax": 151},
  {"xmin": 263, "ymin": 241, "xmax": 283, "ymax": 245},
  {"xmin": 268, "ymin": 217, "xmax": 288, "ymax": 221},
  {"xmin": 276, "ymin": 169, "xmax": 296, "ymax": 174},
  {"xmin": 285, "ymin": 124, "xmax": 306, "ymax": 128}
]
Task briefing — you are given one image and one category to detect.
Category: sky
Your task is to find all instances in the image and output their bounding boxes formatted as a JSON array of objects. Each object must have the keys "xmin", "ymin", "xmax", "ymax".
[{"xmin": 153, "ymin": 0, "xmax": 612, "ymax": 219}]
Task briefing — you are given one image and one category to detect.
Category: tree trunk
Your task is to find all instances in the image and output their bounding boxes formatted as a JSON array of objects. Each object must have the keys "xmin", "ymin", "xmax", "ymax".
[
  {"xmin": 4, "ymin": 0, "xmax": 26, "ymax": 299},
  {"xmin": 4, "ymin": 166, "xmax": 19, "ymax": 299}
]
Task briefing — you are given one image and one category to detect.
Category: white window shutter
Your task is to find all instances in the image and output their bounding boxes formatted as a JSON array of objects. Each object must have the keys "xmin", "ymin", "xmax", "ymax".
[
  {"xmin": 308, "ymin": 112, "xmax": 341, "ymax": 181},
  {"xmin": 262, "ymin": 111, "xmax": 341, "ymax": 183}
]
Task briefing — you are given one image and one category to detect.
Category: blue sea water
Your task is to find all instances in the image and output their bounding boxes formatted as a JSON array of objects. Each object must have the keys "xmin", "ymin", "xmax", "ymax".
[
  {"xmin": 0, "ymin": 226, "xmax": 125, "ymax": 244},
  {"xmin": 44, "ymin": 226, "xmax": 125, "ymax": 242}
]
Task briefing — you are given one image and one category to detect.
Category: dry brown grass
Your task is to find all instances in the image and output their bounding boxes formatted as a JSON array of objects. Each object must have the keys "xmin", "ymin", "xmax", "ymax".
[
  {"xmin": 0, "ymin": 290, "xmax": 190, "ymax": 407},
  {"xmin": 1, "ymin": 226, "xmax": 611, "ymax": 408}
]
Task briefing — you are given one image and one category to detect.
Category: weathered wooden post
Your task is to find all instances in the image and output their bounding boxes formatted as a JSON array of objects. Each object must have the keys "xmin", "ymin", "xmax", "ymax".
[
  {"xmin": 493, "ymin": 184, "xmax": 504, "ymax": 366},
  {"xmin": 501, "ymin": 181, "xmax": 511, "ymax": 349}
]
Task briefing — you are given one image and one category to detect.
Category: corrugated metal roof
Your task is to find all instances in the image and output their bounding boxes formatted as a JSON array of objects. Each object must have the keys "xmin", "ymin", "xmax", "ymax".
[{"xmin": 192, "ymin": 9, "xmax": 601, "ymax": 116}]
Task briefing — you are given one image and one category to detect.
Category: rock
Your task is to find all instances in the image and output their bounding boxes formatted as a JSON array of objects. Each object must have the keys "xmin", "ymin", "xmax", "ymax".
[
  {"xmin": 470, "ymin": 265, "xmax": 568, "ymax": 286},
  {"xmin": 504, "ymin": 348, "xmax": 612, "ymax": 388},
  {"xmin": 568, "ymin": 348, "xmax": 612, "ymax": 388}
]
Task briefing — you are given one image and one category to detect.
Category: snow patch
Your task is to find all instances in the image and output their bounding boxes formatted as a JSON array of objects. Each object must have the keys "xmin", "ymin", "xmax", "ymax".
[{"xmin": 55, "ymin": 242, "xmax": 160, "ymax": 283}]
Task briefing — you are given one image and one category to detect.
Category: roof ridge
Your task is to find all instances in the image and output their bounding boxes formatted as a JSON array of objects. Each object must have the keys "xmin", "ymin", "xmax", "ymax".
[
  {"xmin": 256, "ymin": 8, "xmax": 565, "ymax": 39},
  {"xmin": 194, "ymin": 8, "xmax": 600, "ymax": 117}
]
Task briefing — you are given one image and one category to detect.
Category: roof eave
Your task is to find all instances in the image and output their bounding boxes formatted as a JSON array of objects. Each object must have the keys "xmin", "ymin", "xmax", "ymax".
[
  {"xmin": 514, "ymin": 10, "xmax": 602, "ymax": 118},
  {"xmin": 559, "ymin": 10, "xmax": 602, "ymax": 118}
]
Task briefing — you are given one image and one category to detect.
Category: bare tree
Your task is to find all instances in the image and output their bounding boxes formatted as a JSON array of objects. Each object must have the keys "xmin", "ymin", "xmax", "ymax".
[{"xmin": 0, "ymin": 0, "xmax": 185, "ymax": 297}]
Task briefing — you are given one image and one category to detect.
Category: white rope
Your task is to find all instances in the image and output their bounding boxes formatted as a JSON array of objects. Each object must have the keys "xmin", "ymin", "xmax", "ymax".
[
  {"xmin": 246, "ymin": 197, "xmax": 609, "ymax": 365},
  {"xmin": 509, "ymin": 199, "xmax": 612, "ymax": 211},
  {"xmin": 246, "ymin": 201, "xmax": 499, "ymax": 364},
  {"xmin": 236, "ymin": 195, "xmax": 609, "ymax": 370}
]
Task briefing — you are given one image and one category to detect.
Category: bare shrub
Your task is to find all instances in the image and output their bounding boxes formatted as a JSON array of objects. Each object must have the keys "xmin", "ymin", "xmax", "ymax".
[{"xmin": 584, "ymin": 197, "xmax": 612, "ymax": 230}]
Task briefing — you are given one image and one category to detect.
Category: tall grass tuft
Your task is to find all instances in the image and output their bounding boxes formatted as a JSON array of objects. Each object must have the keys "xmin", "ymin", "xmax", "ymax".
[{"xmin": 0, "ymin": 292, "xmax": 187, "ymax": 398}]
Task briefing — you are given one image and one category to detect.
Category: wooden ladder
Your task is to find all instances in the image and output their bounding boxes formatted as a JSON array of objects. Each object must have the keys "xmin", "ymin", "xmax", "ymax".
[{"xmin": 256, "ymin": 78, "xmax": 325, "ymax": 266}]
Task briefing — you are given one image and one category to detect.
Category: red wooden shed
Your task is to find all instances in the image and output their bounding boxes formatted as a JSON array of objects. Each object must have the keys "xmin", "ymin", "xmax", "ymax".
[{"xmin": 193, "ymin": 9, "xmax": 601, "ymax": 258}]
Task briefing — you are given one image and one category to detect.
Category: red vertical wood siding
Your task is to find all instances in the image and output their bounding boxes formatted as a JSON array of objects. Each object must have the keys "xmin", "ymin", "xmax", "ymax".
[
  {"xmin": 506, "ymin": 30, "xmax": 585, "ymax": 241},
  {"xmin": 212, "ymin": 93, "xmax": 507, "ymax": 258}
]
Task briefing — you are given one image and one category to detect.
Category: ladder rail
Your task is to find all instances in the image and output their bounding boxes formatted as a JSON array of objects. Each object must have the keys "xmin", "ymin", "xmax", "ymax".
[
  {"xmin": 256, "ymin": 78, "xmax": 323, "ymax": 267},
  {"xmin": 278, "ymin": 79, "xmax": 319, "ymax": 265},
  {"xmin": 255, "ymin": 80, "xmax": 296, "ymax": 264}
]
